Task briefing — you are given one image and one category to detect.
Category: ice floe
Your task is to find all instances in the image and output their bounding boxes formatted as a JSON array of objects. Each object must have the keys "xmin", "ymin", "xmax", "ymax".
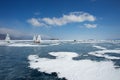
[
  {"xmin": 28, "ymin": 52, "xmax": 120, "ymax": 80},
  {"xmin": 93, "ymin": 45, "xmax": 107, "ymax": 50},
  {"xmin": 88, "ymin": 49, "xmax": 120, "ymax": 59}
]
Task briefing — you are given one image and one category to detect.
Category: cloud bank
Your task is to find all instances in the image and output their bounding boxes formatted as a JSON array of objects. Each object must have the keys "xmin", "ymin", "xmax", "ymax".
[
  {"xmin": 0, "ymin": 27, "xmax": 54, "ymax": 40},
  {"xmin": 27, "ymin": 12, "xmax": 96, "ymax": 27},
  {"xmin": 0, "ymin": 28, "xmax": 31, "ymax": 37}
]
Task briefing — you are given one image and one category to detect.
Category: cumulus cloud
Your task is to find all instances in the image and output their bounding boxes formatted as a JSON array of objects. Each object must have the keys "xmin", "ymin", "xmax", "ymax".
[
  {"xmin": 84, "ymin": 24, "xmax": 97, "ymax": 28},
  {"xmin": 27, "ymin": 12, "xmax": 96, "ymax": 27},
  {"xmin": 27, "ymin": 18, "xmax": 46, "ymax": 27}
]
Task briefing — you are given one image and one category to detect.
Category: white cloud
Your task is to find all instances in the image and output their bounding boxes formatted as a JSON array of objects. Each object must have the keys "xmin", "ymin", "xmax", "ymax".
[
  {"xmin": 27, "ymin": 18, "xmax": 46, "ymax": 27},
  {"xmin": 84, "ymin": 24, "xmax": 97, "ymax": 28},
  {"xmin": 27, "ymin": 12, "xmax": 96, "ymax": 27}
]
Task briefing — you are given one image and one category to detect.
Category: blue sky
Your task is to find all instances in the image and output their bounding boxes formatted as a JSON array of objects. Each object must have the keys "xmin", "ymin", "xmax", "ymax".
[{"xmin": 0, "ymin": 0, "xmax": 120, "ymax": 40}]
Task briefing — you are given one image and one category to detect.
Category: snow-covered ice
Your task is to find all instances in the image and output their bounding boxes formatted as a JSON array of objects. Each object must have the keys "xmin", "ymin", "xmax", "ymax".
[{"xmin": 28, "ymin": 52, "xmax": 120, "ymax": 80}]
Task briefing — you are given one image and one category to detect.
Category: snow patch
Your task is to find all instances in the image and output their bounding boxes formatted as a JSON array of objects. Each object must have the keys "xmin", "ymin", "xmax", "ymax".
[{"xmin": 28, "ymin": 52, "xmax": 120, "ymax": 80}]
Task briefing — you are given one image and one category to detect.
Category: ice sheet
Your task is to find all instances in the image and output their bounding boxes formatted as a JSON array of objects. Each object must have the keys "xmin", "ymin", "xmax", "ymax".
[{"xmin": 28, "ymin": 52, "xmax": 120, "ymax": 80}]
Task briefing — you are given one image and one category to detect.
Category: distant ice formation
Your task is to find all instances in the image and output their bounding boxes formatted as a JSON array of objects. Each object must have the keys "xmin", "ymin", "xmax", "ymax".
[
  {"xmin": 33, "ymin": 35, "xmax": 41, "ymax": 43},
  {"xmin": 28, "ymin": 52, "xmax": 120, "ymax": 80},
  {"xmin": 33, "ymin": 35, "xmax": 37, "ymax": 41},
  {"xmin": 5, "ymin": 33, "xmax": 10, "ymax": 43}
]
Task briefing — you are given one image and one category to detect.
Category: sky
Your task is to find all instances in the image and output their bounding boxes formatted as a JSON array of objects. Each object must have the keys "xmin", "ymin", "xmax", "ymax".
[{"xmin": 0, "ymin": 0, "xmax": 120, "ymax": 40}]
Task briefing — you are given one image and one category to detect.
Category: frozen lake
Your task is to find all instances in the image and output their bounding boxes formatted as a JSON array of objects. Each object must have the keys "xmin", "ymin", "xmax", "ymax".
[{"xmin": 0, "ymin": 41, "xmax": 120, "ymax": 80}]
